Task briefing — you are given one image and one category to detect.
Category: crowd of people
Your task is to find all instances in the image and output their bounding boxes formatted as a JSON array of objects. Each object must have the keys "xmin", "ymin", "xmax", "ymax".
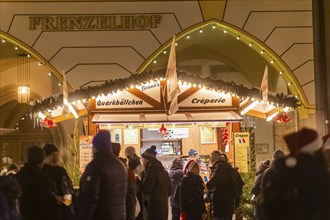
[
  {"xmin": 251, "ymin": 128, "xmax": 330, "ymax": 220},
  {"xmin": 1, "ymin": 127, "xmax": 330, "ymax": 220}
]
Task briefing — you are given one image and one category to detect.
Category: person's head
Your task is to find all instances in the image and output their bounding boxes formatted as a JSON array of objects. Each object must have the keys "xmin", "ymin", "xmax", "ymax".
[
  {"xmin": 210, "ymin": 150, "xmax": 227, "ymax": 165},
  {"xmin": 124, "ymin": 146, "xmax": 136, "ymax": 158},
  {"xmin": 170, "ymin": 157, "xmax": 183, "ymax": 170},
  {"xmin": 128, "ymin": 154, "xmax": 142, "ymax": 174},
  {"xmin": 188, "ymin": 149, "xmax": 198, "ymax": 160},
  {"xmin": 27, "ymin": 145, "xmax": 45, "ymax": 167},
  {"xmin": 184, "ymin": 160, "xmax": 199, "ymax": 175},
  {"xmin": 92, "ymin": 130, "xmax": 112, "ymax": 153},
  {"xmin": 141, "ymin": 145, "xmax": 157, "ymax": 167},
  {"xmin": 43, "ymin": 144, "xmax": 60, "ymax": 166},
  {"xmin": 272, "ymin": 149, "xmax": 285, "ymax": 161},
  {"xmin": 112, "ymin": 142, "xmax": 121, "ymax": 157}
]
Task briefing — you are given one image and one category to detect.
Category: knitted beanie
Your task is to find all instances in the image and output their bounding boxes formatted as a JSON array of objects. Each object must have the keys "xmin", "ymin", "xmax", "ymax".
[
  {"xmin": 92, "ymin": 130, "xmax": 112, "ymax": 151},
  {"xmin": 27, "ymin": 146, "xmax": 45, "ymax": 164},
  {"xmin": 43, "ymin": 144, "xmax": 59, "ymax": 157},
  {"xmin": 142, "ymin": 145, "xmax": 157, "ymax": 160}
]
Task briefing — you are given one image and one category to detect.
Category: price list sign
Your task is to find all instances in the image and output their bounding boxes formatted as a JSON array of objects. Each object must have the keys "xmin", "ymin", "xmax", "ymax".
[{"xmin": 79, "ymin": 136, "xmax": 94, "ymax": 174}]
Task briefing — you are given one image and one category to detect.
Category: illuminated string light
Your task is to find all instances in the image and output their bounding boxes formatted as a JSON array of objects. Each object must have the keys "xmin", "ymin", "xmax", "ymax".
[{"xmin": 199, "ymin": 29, "xmax": 203, "ymax": 33}]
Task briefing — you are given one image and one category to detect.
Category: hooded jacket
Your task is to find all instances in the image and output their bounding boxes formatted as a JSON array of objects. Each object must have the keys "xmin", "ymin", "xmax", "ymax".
[{"xmin": 137, "ymin": 158, "xmax": 171, "ymax": 220}]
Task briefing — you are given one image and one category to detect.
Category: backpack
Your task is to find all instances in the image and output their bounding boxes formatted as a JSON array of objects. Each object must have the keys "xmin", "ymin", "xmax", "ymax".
[{"xmin": 232, "ymin": 167, "xmax": 244, "ymax": 204}]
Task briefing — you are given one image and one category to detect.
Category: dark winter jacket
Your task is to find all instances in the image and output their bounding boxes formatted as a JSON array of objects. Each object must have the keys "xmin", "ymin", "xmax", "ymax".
[
  {"xmin": 42, "ymin": 164, "xmax": 75, "ymax": 220},
  {"xmin": 0, "ymin": 175, "xmax": 21, "ymax": 220},
  {"xmin": 206, "ymin": 160, "xmax": 235, "ymax": 217},
  {"xmin": 169, "ymin": 167, "xmax": 183, "ymax": 208},
  {"xmin": 126, "ymin": 167, "xmax": 137, "ymax": 220},
  {"xmin": 78, "ymin": 150, "xmax": 128, "ymax": 220},
  {"xmin": 179, "ymin": 172, "xmax": 206, "ymax": 220},
  {"xmin": 251, "ymin": 165, "xmax": 269, "ymax": 220},
  {"xmin": 16, "ymin": 163, "xmax": 54, "ymax": 220},
  {"xmin": 261, "ymin": 151, "xmax": 330, "ymax": 220},
  {"xmin": 137, "ymin": 158, "xmax": 171, "ymax": 220}
]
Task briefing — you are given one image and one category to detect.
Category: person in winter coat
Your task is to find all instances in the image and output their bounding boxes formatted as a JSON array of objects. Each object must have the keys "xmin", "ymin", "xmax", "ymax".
[
  {"xmin": 260, "ymin": 150, "xmax": 285, "ymax": 191},
  {"xmin": 78, "ymin": 131, "xmax": 128, "ymax": 220},
  {"xmin": 16, "ymin": 145, "xmax": 53, "ymax": 220},
  {"xmin": 42, "ymin": 144, "xmax": 75, "ymax": 220},
  {"xmin": 127, "ymin": 150, "xmax": 144, "ymax": 220},
  {"xmin": 260, "ymin": 128, "xmax": 330, "ymax": 220},
  {"xmin": 206, "ymin": 151, "xmax": 235, "ymax": 220},
  {"xmin": 113, "ymin": 142, "xmax": 137, "ymax": 220},
  {"xmin": 179, "ymin": 160, "xmax": 207, "ymax": 220},
  {"xmin": 169, "ymin": 157, "xmax": 184, "ymax": 220},
  {"xmin": 137, "ymin": 145, "xmax": 171, "ymax": 220},
  {"xmin": 250, "ymin": 160, "xmax": 270, "ymax": 220},
  {"xmin": 0, "ymin": 175, "xmax": 21, "ymax": 220}
]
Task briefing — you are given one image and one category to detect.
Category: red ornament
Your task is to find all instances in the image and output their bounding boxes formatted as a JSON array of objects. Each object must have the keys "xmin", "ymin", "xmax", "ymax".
[
  {"xmin": 274, "ymin": 112, "xmax": 291, "ymax": 124},
  {"xmin": 40, "ymin": 113, "xmax": 57, "ymax": 128},
  {"xmin": 158, "ymin": 124, "xmax": 168, "ymax": 135},
  {"xmin": 222, "ymin": 128, "xmax": 229, "ymax": 146}
]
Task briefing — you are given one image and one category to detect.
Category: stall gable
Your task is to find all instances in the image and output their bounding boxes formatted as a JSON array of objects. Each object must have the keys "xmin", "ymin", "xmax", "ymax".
[{"xmin": 93, "ymin": 80, "xmax": 236, "ymax": 113}]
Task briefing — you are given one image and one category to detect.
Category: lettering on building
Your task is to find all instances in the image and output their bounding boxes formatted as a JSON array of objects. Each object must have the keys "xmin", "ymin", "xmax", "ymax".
[
  {"xmin": 97, "ymin": 99, "xmax": 143, "ymax": 106},
  {"xmin": 141, "ymin": 81, "xmax": 160, "ymax": 91},
  {"xmin": 29, "ymin": 15, "xmax": 162, "ymax": 31},
  {"xmin": 191, "ymin": 98, "xmax": 227, "ymax": 105}
]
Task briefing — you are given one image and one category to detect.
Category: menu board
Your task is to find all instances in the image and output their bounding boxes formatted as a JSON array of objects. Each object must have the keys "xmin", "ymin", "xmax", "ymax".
[
  {"xmin": 124, "ymin": 129, "xmax": 139, "ymax": 144},
  {"xmin": 234, "ymin": 132, "xmax": 250, "ymax": 172},
  {"xmin": 235, "ymin": 146, "xmax": 249, "ymax": 172},
  {"xmin": 200, "ymin": 127, "xmax": 216, "ymax": 144},
  {"xmin": 79, "ymin": 136, "xmax": 94, "ymax": 174}
]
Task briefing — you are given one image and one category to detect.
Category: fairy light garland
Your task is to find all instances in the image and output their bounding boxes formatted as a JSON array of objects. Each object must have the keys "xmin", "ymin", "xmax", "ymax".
[{"xmin": 30, "ymin": 68, "xmax": 300, "ymax": 114}]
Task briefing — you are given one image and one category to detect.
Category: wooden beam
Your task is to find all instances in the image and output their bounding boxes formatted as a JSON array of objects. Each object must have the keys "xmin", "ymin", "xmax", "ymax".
[{"xmin": 129, "ymin": 88, "xmax": 161, "ymax": 108}]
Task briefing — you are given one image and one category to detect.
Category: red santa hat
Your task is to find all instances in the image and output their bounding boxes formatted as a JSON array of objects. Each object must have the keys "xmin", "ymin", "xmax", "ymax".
[
  {"xmin": 284, "ymin": 128, "xmax": 322, "ymax": 167},
  {"xmin": 184, "ymin": 160, "xmax": 198, "ymax": 175}
]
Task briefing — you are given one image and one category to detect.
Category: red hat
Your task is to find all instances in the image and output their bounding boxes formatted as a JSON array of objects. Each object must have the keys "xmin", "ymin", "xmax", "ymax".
[
  {"xmin": 184, "ymin": 160, "xmax": 198, "ymax": 175},
  {"xmin": 284, "ymin": 128, "xmax": 322, "ymax": 157}
]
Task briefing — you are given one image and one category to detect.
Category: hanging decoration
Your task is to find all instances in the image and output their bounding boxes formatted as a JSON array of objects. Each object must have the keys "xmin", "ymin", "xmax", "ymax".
[
  {"xmin": 274, "ymin": 111, "xmax": 291, "ymax": 124},
  {"xmin": 158, "ymin": 124, "xmax": 169, "ymax": 135},
  {"xmin": 30, "ymin": 69, "xmax": 300, "ymax": 114},
  {"xmin": 39, "ymin": 112, "xmax": 57, "ymax": 128},
  {"xmin": 222, "ymin": 127, "xmax": 229, "ymax": 148}
]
